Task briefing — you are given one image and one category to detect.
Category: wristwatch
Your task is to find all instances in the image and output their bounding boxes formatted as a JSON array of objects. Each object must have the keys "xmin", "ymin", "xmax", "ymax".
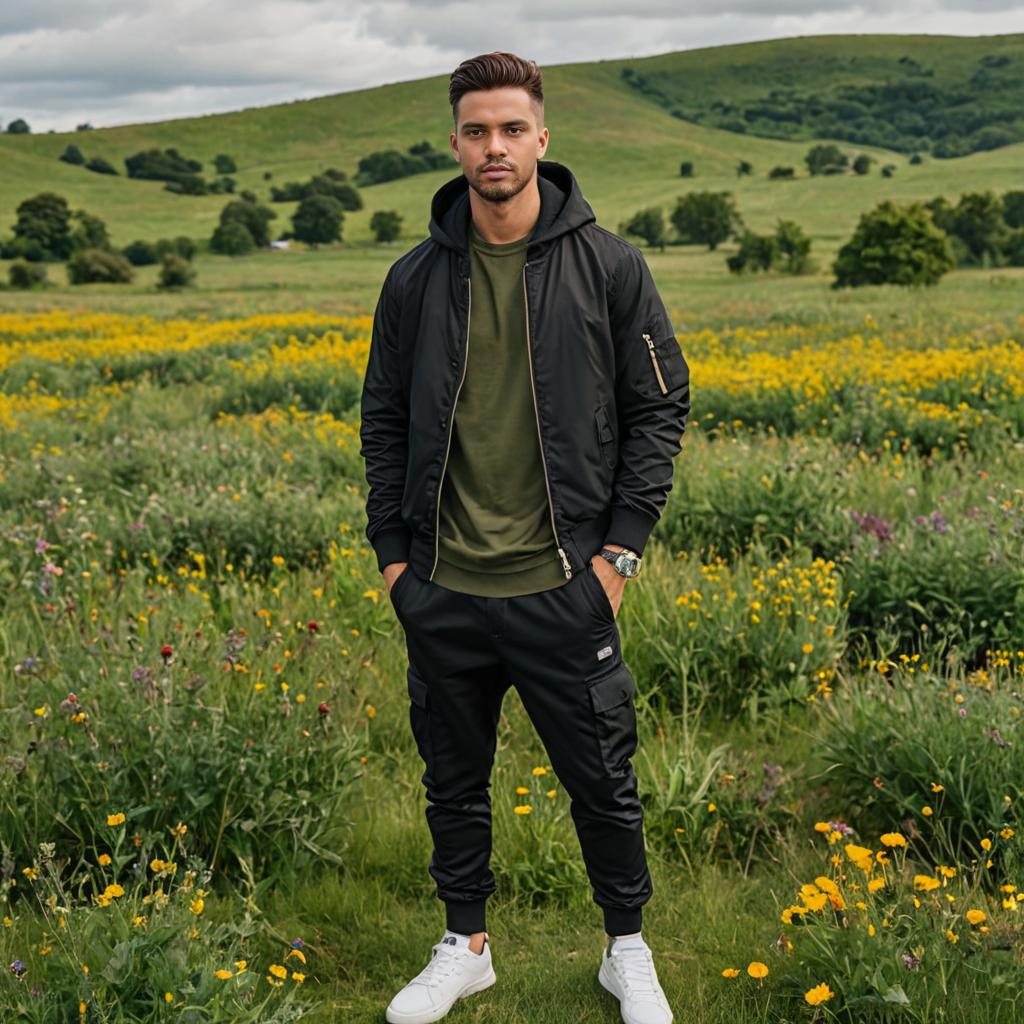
[{"xmin": 598, "ymin": 546, "xmax": 642, "ymax": 578}]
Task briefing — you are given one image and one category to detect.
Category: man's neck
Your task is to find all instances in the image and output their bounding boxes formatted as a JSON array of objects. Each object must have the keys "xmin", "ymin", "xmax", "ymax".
[{"xmin": 467, "ymin": 175, "xmax": 541, "ymax": 245}]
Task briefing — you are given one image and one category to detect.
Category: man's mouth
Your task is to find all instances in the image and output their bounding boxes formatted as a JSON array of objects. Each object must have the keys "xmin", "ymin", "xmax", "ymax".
[{"xmin": 482, "ymin": 166, "xmax": 512, "ymax": 176}]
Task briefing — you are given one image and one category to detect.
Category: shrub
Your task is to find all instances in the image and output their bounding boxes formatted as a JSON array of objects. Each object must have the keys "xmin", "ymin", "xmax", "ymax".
[
  {"xmin": 122, "ymin": 239, "xmax": 158, "ymax": 266},
  {"xmin": 58, "ymin": 143, "xmax": 84, "ymax": 165},
  {"xmin": 210, "ymin": 220, "xmax": 255, "ymax": 256},
  {"xmin": 85, "ymin": 155, "xmax": 118, "ymax": 175},
  {"xmin": 66, "ymin": 248, "xmax": 135, "ymax": 284},
  {"xmin": 157, "ymin": 253, "xmax": 196, "ymax": 289},
  {"xmin": 8, "ymin": 262, "xmax": 48, "ymax": 288}
]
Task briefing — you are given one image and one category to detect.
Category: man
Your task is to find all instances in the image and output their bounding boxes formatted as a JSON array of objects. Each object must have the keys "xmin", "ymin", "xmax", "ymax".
[{"xmin": 359, "ymin": 50, "xmax": 690, "ymax": 1024}]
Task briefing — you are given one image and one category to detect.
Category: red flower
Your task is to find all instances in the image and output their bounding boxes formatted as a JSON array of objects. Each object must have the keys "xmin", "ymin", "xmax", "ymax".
[
  {"xmin": 307, "ymin": 620, "xmax": 319, "ymax": 634},
  {"xmin": 160, "ymin": 644, "xmax": 173, "ymax": 660},
  {"xmin": 318, "ymin": 702, "xmax": 330, "ymax": 716}
]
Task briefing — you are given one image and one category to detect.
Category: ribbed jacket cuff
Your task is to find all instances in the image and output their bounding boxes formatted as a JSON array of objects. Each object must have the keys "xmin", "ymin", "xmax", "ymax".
[
  {"xmin": 603, "ymin": 506, "xmax": 658, "ymax": 558},
  {"xmin": 370, "ymin": 525, "xmax": 413, "ymax": 573}
]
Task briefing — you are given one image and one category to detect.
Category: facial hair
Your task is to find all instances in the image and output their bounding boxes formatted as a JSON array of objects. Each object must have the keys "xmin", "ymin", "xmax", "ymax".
[{"xmin": 466, "ymin": 161, "xmax": 532, "ymax": 204}]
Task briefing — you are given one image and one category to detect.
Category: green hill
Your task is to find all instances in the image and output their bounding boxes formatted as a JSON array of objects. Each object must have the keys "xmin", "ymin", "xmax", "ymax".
[{"xmin": 1, "ymin": 33, "xmax": 1022, "ymax": 253}]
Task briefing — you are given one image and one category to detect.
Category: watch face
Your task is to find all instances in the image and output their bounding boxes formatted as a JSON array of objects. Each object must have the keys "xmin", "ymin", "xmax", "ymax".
[{"xmin": 615, "ymin": 553, "xmax": 640, "ymax": 577}]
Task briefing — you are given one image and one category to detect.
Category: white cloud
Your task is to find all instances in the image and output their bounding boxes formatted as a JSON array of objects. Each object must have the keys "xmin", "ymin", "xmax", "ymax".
[{"xmin": 1, "ymin": 1, "xmax": 1022, "ymax": 132}]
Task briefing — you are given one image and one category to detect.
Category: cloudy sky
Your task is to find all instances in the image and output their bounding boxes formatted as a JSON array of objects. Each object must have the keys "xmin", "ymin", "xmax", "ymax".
[{"xmin": 2, "ymin": 1, "xmax": 1023, "ymax": 133}]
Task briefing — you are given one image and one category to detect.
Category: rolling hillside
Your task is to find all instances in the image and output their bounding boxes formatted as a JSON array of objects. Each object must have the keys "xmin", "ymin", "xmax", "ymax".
[{"xmin": 0, "ymin": 33, "xmax": 1022, "ymax": 254}]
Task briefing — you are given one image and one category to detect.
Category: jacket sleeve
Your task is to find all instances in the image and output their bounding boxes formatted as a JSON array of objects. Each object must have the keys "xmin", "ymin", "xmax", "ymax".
[
  {"xmin": 603, "ymin": 244, "xmax": 691, "ymax": 557},
  {"xmin": 359, "ymin": 265, "xmax": 413, "ymax": 573}
]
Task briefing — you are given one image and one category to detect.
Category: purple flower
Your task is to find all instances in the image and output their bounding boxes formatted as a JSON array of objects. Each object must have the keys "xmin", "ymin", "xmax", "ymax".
[
  {"xmin": 930, "ymin": 511, "xmax": 948, "ymax": 534},
  {"xmin": 9, "ymin": 959, "xmax": 26, "ymax": 977},
  {"xmin": 291, "ymin": 937, "xmax": 304, "ymax": 949},
  {"xmin": 958, "ymin": 707, "xmax": 967, "ymax": 718},
  {"xmin": 902, "ymin": 953, "xmax": 920, "ymax": 970},
  {"xmin": 829, "ymin": 820, "xmax": 854, "ymax": 836},
  {"xmin": 850, "ymin": 510, "xmax": 894, "ymax": 544},
  {"xmin": 35, "ymin": 539, "xmax": 51, "ymax": 553}
]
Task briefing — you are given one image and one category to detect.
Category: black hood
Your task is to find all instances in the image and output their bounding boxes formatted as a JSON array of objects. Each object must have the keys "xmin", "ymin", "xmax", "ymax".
[{"xmin": 428, "ymin": 159, "xmax": 596, "ymax": 254}]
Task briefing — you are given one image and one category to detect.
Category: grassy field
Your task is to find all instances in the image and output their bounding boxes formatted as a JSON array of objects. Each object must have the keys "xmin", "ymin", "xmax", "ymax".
[{"xmin": 2, "ymin": 31, "xmax": 1024, "ymax": 1024}]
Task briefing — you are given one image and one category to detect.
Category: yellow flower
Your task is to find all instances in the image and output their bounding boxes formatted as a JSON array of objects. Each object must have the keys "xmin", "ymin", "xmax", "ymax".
[
  {"xmin": 946, "ymin": 929, "xmax": 958, "ymax": 944},
  {"xmin": 805, "ymin": 982, "xmax": 835, "ymax": 1006},
  {"xmin": 235, "ymin": 960, "xmax": 248, "ymax": 973},
  {"xmin": 514, "ymin": 805, "xmax": 532, "ymax": 815},
  {"xmin": 1000, "ymin": 828, "xmax": 1015, "ymax": 840},
  {"xmin": 747, "ymin": 961, "xmax": 768, "ymax": 979},
  {"xmin": 868, "ymin": 878, "xmax": 886, "ymax": 893},
  {"xmin": 291, "ymin": 971, "xmax": 306, "ymax": 983},
  {"xmin": 532, "ymin": 766, "xmax": 548, "ymax": 776},
  {"xmin": 981, "ymin": 838, "xmax": 992, "ymax": 851},
  {"xmin": 269, "ymin": 963, "xmax": 287, "ymax": 979},
  {"xmin": 868, "ymin": 923, "xmax": 876, "ymax": 937},
  {"xmin": 546, "ymin": 789, "xmax": 557, "ymax": 798},
  {"xmin": 966, "ymin": 909, "xmax": 987, "ymax": 925},
  {"xmin": 707, "ymin": 803, "xmax": 717, "ymax": 813},
  {"xmin": 190, "ymin": 896, "xmax": 204, "ymax": 915},
  {"xmin": 215, "ymin": 969, "xmax": 234, "ymax": 980},
  {"xmin": 880, "ymin": 832, "xmax": 906, "ymax": 847},
  {"xmin": 721, "ymin": 967, "xmax": 739, "ymax": 978},
  {"xmin": 106, "ymin": 812, "xmax": 125, "ymax": 826},
  {"xmin": 365, "ymin": 704, "xmax": 376, "ymax": 719},
  {"xmin": 813, "ymin": 821, "xmax": 832, "ymax": 833},
  {"xmin": 930, "ymin": 782, "xmax": 945, "ymax": 792},
  {"xmin": 165, "ymin": 992, "xmax": 173, "ymax": 1003},
  {"xmin": 914, "ymin": 874, "xmax": 940, "ymax": 892},
  {"xmin": 103, "ymin": 883, "xmax": 125, "ymax": 899},
  {"xmin": 286, "ymin": 948, "xmax": 307, "ymax": 964},
  {"xmin": 515, "ymin": 786, "xmax": 529, "ymax": 795},
  {"xmin": 97, "ymin": 853, "xmax": 112, "ymax": 866},
  {"xmin": 802, "ymin": 643, "xmax": 813, "ymax": 654},
  {"xmin": 922, "ymin": 806, "xmax": 933, "ymax": 817}
]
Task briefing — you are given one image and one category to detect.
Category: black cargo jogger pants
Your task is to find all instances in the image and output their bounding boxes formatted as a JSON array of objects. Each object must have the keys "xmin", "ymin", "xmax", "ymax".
[{"xmin": 389, "ymin": 558, "xmax": 652, "ymax": 937}]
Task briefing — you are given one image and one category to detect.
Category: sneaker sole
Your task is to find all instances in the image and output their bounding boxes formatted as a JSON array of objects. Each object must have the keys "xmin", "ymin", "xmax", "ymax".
[
  {"xmin": 385, "ymin": 967, "xmax": 497, "ymax": 1024},
  {"xmin": 598, "ymin": 957, "xmax": 673, "ymax": 1024}
]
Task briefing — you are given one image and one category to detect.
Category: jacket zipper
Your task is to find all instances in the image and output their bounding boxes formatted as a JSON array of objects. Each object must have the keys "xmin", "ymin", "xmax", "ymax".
[
  {"xmin": 643, "ymin": 331, "xmax": 669, "ymax": 395},
  {"xmin": 430, "ymin": 275, "xmax": 472, "ymax": 581},
  {"xmin": 523, "ymin": 263, "xmax": 573, "ymax": 580}
]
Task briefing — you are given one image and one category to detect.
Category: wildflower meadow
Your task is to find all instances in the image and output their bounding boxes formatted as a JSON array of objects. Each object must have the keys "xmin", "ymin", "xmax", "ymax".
[{"xmin": 2, "ymin": 297, "xmax": 1023, "ymax": 1022}]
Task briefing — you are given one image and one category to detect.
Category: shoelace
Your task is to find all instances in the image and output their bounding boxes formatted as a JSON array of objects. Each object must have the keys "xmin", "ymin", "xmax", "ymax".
[
  {"xmin": 412, "ymin": 943, "xmax": 465, "ymax": 989},
  {"xmin": 610, "ymin": 946, "xmax": 665, "ymax": 1000}
]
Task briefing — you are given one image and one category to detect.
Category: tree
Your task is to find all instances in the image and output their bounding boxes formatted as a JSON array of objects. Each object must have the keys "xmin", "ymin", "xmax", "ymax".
[
  {"xmin": 736, "ymin": 160, "xmax": 753, "ymax": 177},
  {"xmin": 210, "ymin": 221, "xmax": 255, "ymax": 256},
  {"xmin": 1003, "ymin": 190, "xmax": 1024, "ymax": 229},
  {"xmin": 70, "ymin": 210, "xmax": 111, "ymax": 253},
  {"xmin": 852, "ymin": 154, "xmax": 873, "ymax": 175},
  {"xmin": 670, "ymin": 191, "xmax": 743, "ymax": 251},
  {"xmin": 216, "ymin": 198, "xmax": 276, "ymax": 248},
  {"xmin": 769, "ymin": 166, "xmax": 795, "ymax": 179},
  {"xmin": 832, "ymin": 200, "xmax": 954, "ymax": 288},
  {"xmin": 214, "ymin": 154, "xmax": 237, "ymax": 174},
  {"xmin": 157, "ymin": 253, "xmax": 196, "ymax": 289},
  {"xmin": 122, "ymin": 240, "xmax": 158, "ymax": 266},
  {"xmin": 66, "ymin": 248, "xmax": 135, "ymax": 284},
  {"xmin": 774, "ymin": 219, "xmax": 812, "ymax": 274},
  {"xmin": 9, "ymin": 262, "xmax": 48, "ymax": 289},
  {"xmin": 370, "ymin": 210, "xmax": 403, "ymax": 243},
  {"xmin": 292, "ymin": 194, "xmax": 344, "ymax": 248},
  {"xmin": 85, "ymin": 156, "xmax": 118, "ymax": 175},
  {"xmin": 619, "ymin": 207, "xmax": 666, "ymax": 250},
  {"xmin": 679, "ymin": 161, "xmax": 694, "ymax": 178},
  {"xmin": 726, "ymin": 230, "xmax": 778, "ymax": 274},
  {"xmin": 950, "ymin": 191, "xmax": 1008, "ymax": 264},
  {"xmin": 805, "ymin": 143, "xmax": 848, "ymax": 176},
  {"xmin": 11, "ymin": 192, "xmax": 74, "ymax": 261},
  {"xmin": 59, "ymin": 144, "xmax": 85, "ymax": 166},
  {"xmin": 5, "ymin": 118, "xmax": 30, "ymax": 134}
]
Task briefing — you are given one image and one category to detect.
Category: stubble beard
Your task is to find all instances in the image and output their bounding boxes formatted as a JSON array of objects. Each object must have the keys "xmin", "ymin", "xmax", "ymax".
[{"xmin": 467, "ymin": 163, "xmax": 532, "ymax": 204}]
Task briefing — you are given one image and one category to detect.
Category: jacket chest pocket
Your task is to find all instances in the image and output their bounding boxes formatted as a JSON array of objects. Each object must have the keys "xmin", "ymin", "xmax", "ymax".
[{"xmin": 594, "ymin": 403, "xmax": 617, "ymax": 468}]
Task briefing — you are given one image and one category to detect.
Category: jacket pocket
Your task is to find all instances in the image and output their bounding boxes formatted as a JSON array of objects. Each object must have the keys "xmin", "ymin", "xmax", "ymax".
[
  {"xmin": 594, "ymin": 403, "xmax": 617, "ymax": 468},
  {"xmin": 585, "ymin": 661, "xmax": 638, "ymax": 778},
  {"xmin": 641, "ymin": 315, "xmax": 687, "ymax": 395}
]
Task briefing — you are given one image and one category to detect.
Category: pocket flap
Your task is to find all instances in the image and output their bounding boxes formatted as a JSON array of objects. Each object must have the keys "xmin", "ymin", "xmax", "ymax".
[
  {"xmin": 595, "ymin": 404, "xmax": 614, "ymax": 444},
  {"xmin": 408, "ymin": 672, "xmax": 430, "ymax": 709},
  {"xmin": 586, "ymin": 663, "xmax": 634, "ymax": 714}
]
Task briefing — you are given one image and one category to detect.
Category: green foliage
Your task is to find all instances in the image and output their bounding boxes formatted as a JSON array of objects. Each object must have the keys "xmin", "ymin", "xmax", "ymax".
[
  {"xmin": 157, "ymin": 253, "xmax": 196, "ymax": 290},
  {"xmin": 768, "ymin": 165, "xmax": 795, "ymax": 179},
  {"xmin": 85, "ymin": 155, "xmax": 118, "ymax": 175},
  {"xmin": 125, "ymin": 146, "xmax": 203, "ymax": 183},
  {"xmin": 853, "ymin": 153, "xmax": 873, "ymax": 174},
  {"xmin": 726, "ymin": 230, "xmax": 778, "ymax": 274},
  {"xmin": 806, "ymin": 143, "xmax": 850, "ymax": 175},
  {"xmin": 270, "ymin": 168, "xmax": 362, "ymax": 211},
  {"xmin": 369, "ymin": 209, "xmax": 402, "ymax": 243},
  {"xmin": 832, "ymin": 200, "xmax": 954, "ymax": 287},
  {"xmin": 210, "ymin": 220, "xmax": 255, "ymax": 256},
  {"xmin": 353, "ymin": 141, "xmax": 449, "ymax": 186},
  {"xmin": 66, "ymin": 248, "xmax": 135, "ymax": 284},
  {"xmin": 949, "ymin": 190, "xmax": 1009, "ymax": 265},
  {"xmin": 679, "ymin": 160, "xmax": 694, "ymax": 177},
  {"xmin": 291, "ymin": 194, "xmax": 344, "ymax": 247},
  {"xmin": 213, "ymin": 198, "xmax": 276, "ymax": 251},
  {"xmin": 214, "ymin": 153, "xmax": 237, "ymax": 174},
  {"xmin": 671, "ymin": 190, "xmax": 743, "ymax": 250},
  {"xmin": 7, "ymin": 262, "xmax": 48, "ymax": 289},
  {"xmin": 10, "ymin": 191, "xmax": 74, "ymax": 261},
  {"xmin": 5, "ymin": 117, "xmax": 30, "ymax": 134},
  {"xmin": 619, "ymin": 206, "xmax": 666, "ymax": 249},
  {"xmin": 70, "ymin": 209, "xmax": 111, "ymax": 254},
  {"xmin": 726, "ymin": 219, "xmax": 811, "ymax": 275},
  {"xmin": 122, "ymin": 239, "xmax": 158, "ymax": 266},
  {"xmin": 59, "ymin": 143, "xmax": 84, "ymax": 165}
]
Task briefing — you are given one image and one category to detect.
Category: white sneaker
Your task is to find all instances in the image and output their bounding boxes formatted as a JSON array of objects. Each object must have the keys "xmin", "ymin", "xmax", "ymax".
[
  {"xmin": 598, "ymin": 934, "xmax": 673, "ymax": 1024},
  {"xmin": 385, "ymin": 930, "xmax": 496, "ymax": 1024}
]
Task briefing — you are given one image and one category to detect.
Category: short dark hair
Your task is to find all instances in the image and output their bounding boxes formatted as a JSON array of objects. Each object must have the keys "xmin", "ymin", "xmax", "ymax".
[{"xmin": 449, "ymin": 51, "xmax": 544, "ymax": 125}]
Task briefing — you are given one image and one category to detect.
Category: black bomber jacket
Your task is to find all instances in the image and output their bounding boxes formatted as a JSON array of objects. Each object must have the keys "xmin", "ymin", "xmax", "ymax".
[{"xmin": 358, "ymin": 159, "xmax": 691, "ymax": 584}]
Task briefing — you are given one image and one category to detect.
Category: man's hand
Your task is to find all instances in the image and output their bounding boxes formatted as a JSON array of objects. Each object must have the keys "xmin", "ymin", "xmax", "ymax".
[
  {"xmin": 383, "ymin": 561, "xmax": 409, "ymax": 596},
  {"xmin": 590, "ymin": 543, "xmax": 628, "ymax": 619}
]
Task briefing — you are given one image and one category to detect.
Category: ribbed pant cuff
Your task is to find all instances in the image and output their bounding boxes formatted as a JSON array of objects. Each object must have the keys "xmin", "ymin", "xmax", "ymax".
[
  {"xmin": 603, "ymin": 906, "xmax": 643, "ymax": 936},
  {"xmin": 445, "ymin": 898, "xmax": 487, "ymax": 934}
]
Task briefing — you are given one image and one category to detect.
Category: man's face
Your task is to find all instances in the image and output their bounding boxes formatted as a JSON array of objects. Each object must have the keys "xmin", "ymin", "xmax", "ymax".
[{"xmin": 450, "ymin": 86, "xmax": 549, "ymax": 203}]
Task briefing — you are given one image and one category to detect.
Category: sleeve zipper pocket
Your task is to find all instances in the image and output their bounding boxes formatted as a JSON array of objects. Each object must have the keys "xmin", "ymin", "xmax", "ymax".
[{"xmin": 642, "ymin": 332, "xmax": 669, "ymax": 395}]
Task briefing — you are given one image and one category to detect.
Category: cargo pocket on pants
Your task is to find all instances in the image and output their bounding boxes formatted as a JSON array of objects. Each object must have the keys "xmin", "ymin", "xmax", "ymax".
[
  {"xmin": 408, "ymin": 670, "xmax": 434, "ymax": 768},
  {"xmin": 585, "ymin": 661, "xmax": 638, "ymax": 778}
]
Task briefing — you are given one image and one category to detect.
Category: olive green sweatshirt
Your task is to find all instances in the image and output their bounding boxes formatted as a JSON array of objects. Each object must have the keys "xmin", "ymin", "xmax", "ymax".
[{"xmin": 432, "ymin": 216, "xmax": 569, "ymax": 596}]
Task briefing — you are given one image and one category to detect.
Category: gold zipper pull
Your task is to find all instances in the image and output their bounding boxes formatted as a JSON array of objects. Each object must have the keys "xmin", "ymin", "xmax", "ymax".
[{"xmin": 642, "ymin": 332, "xmax": 669, "ymax": 395}]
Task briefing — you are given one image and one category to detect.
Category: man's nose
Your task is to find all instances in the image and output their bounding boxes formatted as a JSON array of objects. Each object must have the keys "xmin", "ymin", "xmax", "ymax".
[{"xmin": 483, "ymin": 132, "xmax": 507, "ymax": 157}]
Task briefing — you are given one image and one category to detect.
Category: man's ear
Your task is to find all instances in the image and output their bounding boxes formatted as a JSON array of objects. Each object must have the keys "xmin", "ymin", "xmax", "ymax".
[{"xmin": 537, "ymin": 126, "xmax": 550, "ymax": 159}]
